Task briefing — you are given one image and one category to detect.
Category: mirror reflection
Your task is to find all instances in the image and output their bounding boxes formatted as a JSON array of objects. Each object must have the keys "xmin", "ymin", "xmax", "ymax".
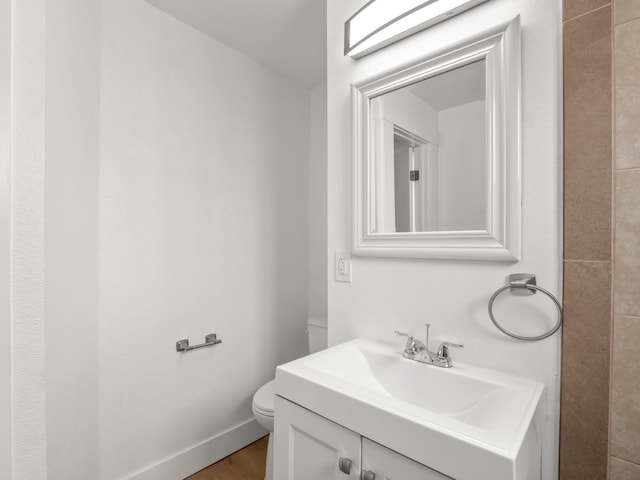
[{"xmin": 370, "ymin": 59, "xmax": 487, "ymax": 234}]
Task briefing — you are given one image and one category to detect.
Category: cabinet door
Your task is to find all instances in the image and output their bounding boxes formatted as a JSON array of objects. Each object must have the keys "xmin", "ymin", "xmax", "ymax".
[
  {"xmin": 362, "ymin": 438, "xmax": 454, "ymax": 480},
  {"xmin": 274, "ymin": 397, "xmax": 361, "ymax": 480}
]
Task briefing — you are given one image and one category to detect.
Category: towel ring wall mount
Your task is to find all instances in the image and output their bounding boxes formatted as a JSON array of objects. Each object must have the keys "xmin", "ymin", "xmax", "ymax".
[{"xmin": 488, "ymin": 274, "xmax": 563, "ymax": 341}]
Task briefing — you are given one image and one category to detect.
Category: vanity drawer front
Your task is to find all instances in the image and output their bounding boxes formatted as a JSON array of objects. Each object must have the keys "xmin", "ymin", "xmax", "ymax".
[{"xmin": 362, "ymin": 438, "xmax": 454, "ymax": 480}]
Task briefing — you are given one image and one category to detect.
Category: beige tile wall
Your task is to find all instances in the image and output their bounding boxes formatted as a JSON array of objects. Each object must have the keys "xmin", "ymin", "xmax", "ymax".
[
  {"xmin": 611, "ymin": 1, "xmax": 640, "ymax": 477},
  {"xmin": 563, "ymin": 1, "xmax": 640, "ymax": 478},
  {"xmin": 610, "ymin": 457, "xmax": 640, "ymax": 480},
  {"xmin": 563, "ymin": 6, "xmax": 612, "ymax": 262},
  {"xmin": 561, "ymin": 3, "xmax": 613, "ymax": 479},
  {"xmin": 564, "ymin": 0, "xmax": 610, "ymax": 20}
]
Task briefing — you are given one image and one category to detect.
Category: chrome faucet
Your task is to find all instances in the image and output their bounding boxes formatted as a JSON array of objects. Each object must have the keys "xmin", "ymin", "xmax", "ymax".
[{"xmin": 394, "ymin": 324, "xmax": 463, "ymax": 368}]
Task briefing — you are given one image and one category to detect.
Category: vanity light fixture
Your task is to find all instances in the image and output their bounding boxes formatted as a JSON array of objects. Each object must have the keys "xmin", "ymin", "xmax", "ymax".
[{"xmin": 345, "ymin": 0, "xmax": 489, "ymax": 58}]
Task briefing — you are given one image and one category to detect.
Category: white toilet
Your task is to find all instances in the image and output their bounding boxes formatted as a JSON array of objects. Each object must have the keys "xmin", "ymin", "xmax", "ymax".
[{"xmin": 252, "ymin": 317, "xmax": 327, "ymax": 480}]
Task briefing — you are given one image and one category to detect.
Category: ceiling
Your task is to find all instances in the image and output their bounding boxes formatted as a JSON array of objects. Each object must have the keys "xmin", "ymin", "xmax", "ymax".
[{"xmin": 145, "ymin": 0, "xmax": 327, "ymax": 89}]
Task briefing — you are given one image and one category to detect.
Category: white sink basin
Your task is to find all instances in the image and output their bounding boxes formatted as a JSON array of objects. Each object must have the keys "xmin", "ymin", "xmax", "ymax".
[
  {"xmin": 304, "ymin": 345, "xmax": 507, "ymax": 415},
  {"xmin": 276, "ymin": 338, "xmax": 544, "ymax": 480}
]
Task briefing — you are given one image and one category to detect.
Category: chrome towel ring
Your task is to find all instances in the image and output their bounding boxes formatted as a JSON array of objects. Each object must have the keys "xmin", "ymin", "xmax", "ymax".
[{"xmin": 488, "ymin": 273, "xmax": 563, "ymax": 341}]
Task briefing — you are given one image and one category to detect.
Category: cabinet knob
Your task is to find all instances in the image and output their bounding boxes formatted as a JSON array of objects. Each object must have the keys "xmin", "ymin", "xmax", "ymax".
[
  {"xmin": 361, "ymin": 470, "xmax": 376, "ymax": 480},
  {"xmin": 338, "ymin": 457, "xmax": 352, "ymax": 474}
]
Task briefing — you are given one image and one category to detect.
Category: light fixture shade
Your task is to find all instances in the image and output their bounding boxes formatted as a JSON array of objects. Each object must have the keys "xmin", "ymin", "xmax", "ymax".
[{"xmin": 344, "ymin": 0, "xmax": 490, "ymax": 58}]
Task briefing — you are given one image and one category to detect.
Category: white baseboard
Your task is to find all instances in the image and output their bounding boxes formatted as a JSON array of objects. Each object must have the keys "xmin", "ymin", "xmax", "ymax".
[{"xmin": 125, "ymin": 418, "xmax": 267, "ymax": 480}]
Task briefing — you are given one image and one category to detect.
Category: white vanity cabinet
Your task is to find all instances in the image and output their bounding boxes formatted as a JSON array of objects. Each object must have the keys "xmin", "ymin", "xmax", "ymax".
[
  {"xmin": 275, "ymin": 339, "xmax": 544, "ymax": 480},
  {"xmin": 275, "ymin": 396, "xmax": 453, "ymax": 480}
]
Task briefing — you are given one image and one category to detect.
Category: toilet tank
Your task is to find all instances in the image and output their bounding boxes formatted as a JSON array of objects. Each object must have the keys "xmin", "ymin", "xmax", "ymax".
[{"xmin": 307, "ymin": 317, "xmax": 328, "ymax": 354}]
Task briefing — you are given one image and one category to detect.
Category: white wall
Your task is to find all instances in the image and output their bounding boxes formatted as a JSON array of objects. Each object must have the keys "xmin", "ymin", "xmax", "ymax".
[
  {"xmin": 10, "ymin": 0, "xmax": 48, "ymax": 478},
  {"xmin": 8, "ymin": 2, "xmax": 101, "ymax": 477},
  {"xmin": 99, "ymin": 1, "xmax": 311, "ymax": 478},
  {"xmin": 45, "ymin": 0, "xmax": 101, "ymax": 478},
  {"xmin": 438, "ymin": 100, "xmax": 486, "ymax": 231},
  {"xmin": 6, "ymin": 0, "xmax": 317, "ymax": 477},
  {"xmin": 327, "ymin": 1, "xmax": 562, "ymax": 479},
  {"xmin": 308, "ymin": 84, "xmax": 328, "ymax": 320},
  {"xmin": 0, "ymin": 0, "xmax": 12, "ymax": 476}
]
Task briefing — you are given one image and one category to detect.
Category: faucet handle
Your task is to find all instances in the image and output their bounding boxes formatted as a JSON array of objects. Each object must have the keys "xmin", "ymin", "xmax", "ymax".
[
  {"xmin": 394, "ymin": 330, "xmax": 414, "ymax": 339},
  {"xmin": 394, "ymin": 330, "xmax": 422, "ymax": 354},
  {"xmin": 436, "ymin": 342, "xmax": 464, "ymax": 359}
]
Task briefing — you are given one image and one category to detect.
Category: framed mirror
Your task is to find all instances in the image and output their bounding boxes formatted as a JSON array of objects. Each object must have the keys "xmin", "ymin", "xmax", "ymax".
[{"xmin": 352, "ymin": 17, "xmax": 521, "ymax": 260}]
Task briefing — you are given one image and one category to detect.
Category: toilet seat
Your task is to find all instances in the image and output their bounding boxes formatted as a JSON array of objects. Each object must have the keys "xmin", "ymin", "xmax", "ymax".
[{"xmin": 252, "ymin": 380, "xmax": 275, "ymax": 420}]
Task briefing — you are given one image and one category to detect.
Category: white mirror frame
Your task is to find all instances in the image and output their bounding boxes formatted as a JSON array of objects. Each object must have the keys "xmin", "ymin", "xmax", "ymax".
[{"xmin": 352, "ymin": 16, "xmax": 521, "ymax": 261}]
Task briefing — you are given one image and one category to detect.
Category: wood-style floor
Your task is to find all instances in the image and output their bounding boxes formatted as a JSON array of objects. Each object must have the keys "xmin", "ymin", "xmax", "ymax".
[{"xmin": 185, "ymin": 436, "xmax": 268, "ymax": 480}]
